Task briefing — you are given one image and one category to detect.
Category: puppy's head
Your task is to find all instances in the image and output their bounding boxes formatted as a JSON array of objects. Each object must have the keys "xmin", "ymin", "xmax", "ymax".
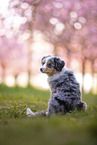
[{"xmin": 40, "ymin": 55, "xmax": 65, "ymax": 76}]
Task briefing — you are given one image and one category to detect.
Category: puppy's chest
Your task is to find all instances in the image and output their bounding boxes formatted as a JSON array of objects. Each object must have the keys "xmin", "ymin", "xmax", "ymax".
[{"xmin": 49, "ymin": 80, "xmax": 62, "ymax": 94}]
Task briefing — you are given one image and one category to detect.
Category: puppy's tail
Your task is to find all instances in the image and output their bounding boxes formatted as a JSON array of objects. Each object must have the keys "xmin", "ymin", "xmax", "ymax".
[
  {"xmin": 26, "ymin": 108, "xmax": 47, "ymax": 117},
  {"xmin": 76, "ymin": 102, "xmax": 87, "ymax": 111}
]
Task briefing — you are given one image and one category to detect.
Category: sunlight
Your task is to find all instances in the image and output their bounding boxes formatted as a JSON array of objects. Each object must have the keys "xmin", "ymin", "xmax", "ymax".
[
  {"xmin": 32, "ymin": 40, "xmax": 53, "ymax": 54},
  {"xmin": 49, "ymin": 17, "xmax": 59, "ymax": 25},
  {"xmin": 0, "ymin": 0, "xmax": 10, "ymax": 17},
  {"xmin": 70, "ymin": 11, "xmax": 78, "ymax": 19},
  {"xmin": 54, "ymin": 22, "xmax": 65, "ymax": 35},
  {"xmin": 17, "ymin": 72, "xmax": 28, "ymax": 87},
  {"xmin": 4, "ymin": 72, "xmax": 95, "ymax": 93},
  {"xmin": 31, "ymin": 74, "xmax": 49, "ymax": 89},
  {"xmin": 74, "ymin": 22, "xmax": 82, "ymax": 30},
  {"xmin": 84, "ymin": 74, "xmax": 93, "ymax": 92},
  {"xmin": 93, "ymin": 74, "xmax": 97, "ymax": 94},
  {"xmin": 74, "ymin": 73, "xmax": 93, "ymax": 93},
  {"xmin": 31, "ymin": 73, "xmax": 94, "ymax": 91},
  {"xmin": 5, "ymin": 75, "xmax": 15, "ymax": 87},
  {"xmin": 0, "ymin": 0, "xmax": 9, "ymax": 10},
  {"xmin": 75, "ymin": 73, "xmax": 83, "ymax": 88},
  {"xmin": 32, "ymin": 31, "xmax": 54, "ymax": 54}
]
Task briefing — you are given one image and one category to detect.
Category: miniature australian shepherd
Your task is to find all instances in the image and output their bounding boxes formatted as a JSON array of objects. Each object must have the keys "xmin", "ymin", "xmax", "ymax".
[{"xmin": 27, "ymin": 55, "xmax": 87, "ymax": 116}]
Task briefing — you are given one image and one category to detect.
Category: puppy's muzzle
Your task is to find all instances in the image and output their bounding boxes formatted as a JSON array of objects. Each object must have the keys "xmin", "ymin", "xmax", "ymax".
[{"xmin": 40, "ymin": 68, "xmax": 44, "ymax": 72}]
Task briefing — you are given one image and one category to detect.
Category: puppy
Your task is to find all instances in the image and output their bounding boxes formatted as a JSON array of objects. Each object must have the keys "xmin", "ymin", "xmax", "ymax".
[{"xmin": 27, "ymin": 56, "xmax": 87, "ymax": 116}]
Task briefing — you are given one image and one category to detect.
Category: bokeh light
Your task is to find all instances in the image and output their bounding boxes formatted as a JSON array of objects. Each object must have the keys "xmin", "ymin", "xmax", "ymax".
[{"xmin": 0, "ymin": 0, "xmax": 97, "ymax": 94}]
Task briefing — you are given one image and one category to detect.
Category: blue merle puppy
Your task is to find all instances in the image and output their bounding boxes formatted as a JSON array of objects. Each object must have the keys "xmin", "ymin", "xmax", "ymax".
[{"xmin": 27, "ymin": 55, "xmax": 87, "ymax": 116}]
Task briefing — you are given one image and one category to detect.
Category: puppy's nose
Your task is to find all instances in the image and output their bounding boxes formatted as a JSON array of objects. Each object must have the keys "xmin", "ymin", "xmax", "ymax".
[{"xmin": 40, "ymin": 68, "xmax": 44, "ymax": 72}]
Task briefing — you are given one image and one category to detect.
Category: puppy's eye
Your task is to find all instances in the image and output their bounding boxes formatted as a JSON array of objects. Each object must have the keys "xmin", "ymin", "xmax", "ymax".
[{"xmin": 47, "ymin": 62, "xmax": 52, "ymax": 68}]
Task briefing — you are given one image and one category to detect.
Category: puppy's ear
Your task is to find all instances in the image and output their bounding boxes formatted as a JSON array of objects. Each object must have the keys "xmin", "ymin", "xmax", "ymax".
[
  {"xmin": 41, "ymin": 55, "xmax": 51, "ymax": 65},
  {"xmin": 42, "ymin": 55, "xmax": 51, "ymax": 61},
  {"xmin": 54, "ymin": 57, "xmax": 65, "ymax": 71}
]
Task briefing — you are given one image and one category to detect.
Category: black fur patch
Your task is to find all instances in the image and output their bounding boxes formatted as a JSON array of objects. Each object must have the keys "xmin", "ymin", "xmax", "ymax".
[
  {"xmin": 76, "ymin": 102, "xmax": 84, "ymax": 110},
  {"xmin": 55, "ymin": 97, "xmax": 73, "ymax": 112},
  {"xmin": 54, "ymin": 57, "xmax": 65, "ymax": 71}
]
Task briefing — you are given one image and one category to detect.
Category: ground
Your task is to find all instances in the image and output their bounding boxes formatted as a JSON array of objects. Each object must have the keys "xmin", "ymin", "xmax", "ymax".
[{"xmin": 0, "ymin": 85, "xmax": 97, "ymax": 145}]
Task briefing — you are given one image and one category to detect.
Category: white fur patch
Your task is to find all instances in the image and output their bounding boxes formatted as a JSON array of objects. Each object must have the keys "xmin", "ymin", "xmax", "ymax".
[
  {"xmin": 26, "ymin": 108, "xmax": 35, "ymax": 117},
  {"xmin": 48, "ymin": 67, "xmax": 72, "ymax": 84},
  {"xmin": 83, "ymin": 102, "xmax": 87, "ymax": 110},
  {"xmin": 41, "ymin": 56, "xmax": 53, "ymax": 71}
]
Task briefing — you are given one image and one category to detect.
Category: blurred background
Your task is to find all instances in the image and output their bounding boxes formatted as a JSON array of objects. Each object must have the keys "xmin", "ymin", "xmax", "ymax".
[{"xmin": 0, "ymin": 0, "xmax": 97, "ymax": 93}]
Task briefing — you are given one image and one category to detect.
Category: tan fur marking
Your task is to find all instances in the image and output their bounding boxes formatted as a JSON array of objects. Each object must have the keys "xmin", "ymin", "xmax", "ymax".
[
  {"xmin": 42, "ymin": 60, "xmax": 45, "ymax": 65},
  {"xmin": 47, "ymin": 61, "xmax": 51, "ymax": 65},
  {"xmin": 44, "ymin": 66, "xmax": 57, "ymax": 76}
]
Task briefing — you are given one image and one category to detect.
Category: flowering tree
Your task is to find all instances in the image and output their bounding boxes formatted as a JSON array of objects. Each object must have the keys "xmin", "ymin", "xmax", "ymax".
[
  {"xmin": 1, "ymin": 0, "xmax": 97, "ymax": 90},
  {"xmin": 8, "ymin": 0, "xmax": 97, "ymax": 62},
  {"xmin": 0, "ymin": 35, "xmax": 27, "ymax": 84},
  {"xmin": 8, "ymin": 0, "xmax": 41, "ymax": 84}
]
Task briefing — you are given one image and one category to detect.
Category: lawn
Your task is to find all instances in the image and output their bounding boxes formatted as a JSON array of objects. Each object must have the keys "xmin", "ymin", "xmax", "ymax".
[{"xmin": 0, "ymin": 84, "xmax": 97, "ymax": 145}]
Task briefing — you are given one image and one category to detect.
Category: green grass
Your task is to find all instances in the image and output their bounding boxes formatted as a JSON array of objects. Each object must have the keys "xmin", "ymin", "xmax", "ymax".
[{"xmin": 0, "ymin": 84, "xmax": 97, "ymax": 145}]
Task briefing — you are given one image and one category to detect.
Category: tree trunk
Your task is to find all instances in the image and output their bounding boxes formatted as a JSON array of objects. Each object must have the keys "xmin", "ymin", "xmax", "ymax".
[
  {"xmin": 91, "ymin": 60, "xmax": 95, "ymax": 93},
  {"xmin": 82, "ymin": 58, "xmax": 86, "ymax": 93},
  {"xmin": 1, "ymin": 64, "xmax": 6, "ymax": 84},
  {"xmin": 53, "ymin": 44, "xmax": 58, "ymax": 56},
  {"xmin": 14, "ymin": 74, "xmax": 18, "ymax": 86},
  {"xmin": 66, "ymin": 49, "xmax": 71, "ymax": 68},
  {"xmin": 27, "ymin": 37, "xmax": 33, "ymax": 86}
]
